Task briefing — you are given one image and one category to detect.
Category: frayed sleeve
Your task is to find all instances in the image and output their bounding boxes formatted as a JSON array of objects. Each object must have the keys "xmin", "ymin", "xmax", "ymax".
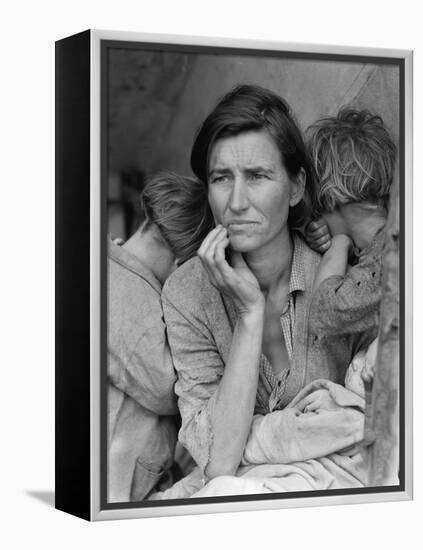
[
  {"xmin": 309, "ymin": 231, "xmax": 385, "ymax": 336},
  {"xmin": 162, "ymin": 295, "xmax": 224, "ymax": 474},
  {"xmin": 309, "ymin": 261, "xmax": 382, "ymax": 336}
]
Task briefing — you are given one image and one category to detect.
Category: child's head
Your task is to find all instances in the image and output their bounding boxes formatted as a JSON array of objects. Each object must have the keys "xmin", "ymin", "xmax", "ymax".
[
  {"xmin": 308, "ymin": 107, "xmax": 396, "ymax": 213},
  {"xmin": 140, "ymin": 171, "xmax": 214, "ymax": 265}
]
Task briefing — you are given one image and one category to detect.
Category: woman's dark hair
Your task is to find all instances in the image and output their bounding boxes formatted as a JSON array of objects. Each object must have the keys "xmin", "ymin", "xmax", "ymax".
[
  {"xmin": 307, "ymin": 106, "xmax": 396, "ymax": 212},
  {"xmin": 190, "ymin": 84, "xmax": 317, "ymax": 229},
  {"xmin": 140, "ymin": 171, "xmax": 213, "ymax": 264}
]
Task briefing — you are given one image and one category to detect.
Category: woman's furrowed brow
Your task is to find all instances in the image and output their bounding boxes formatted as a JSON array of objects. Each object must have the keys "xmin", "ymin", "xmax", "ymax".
[
  {"xmin": 208, "ymin": 165, "xmax": 276, "ymax": 178},
  {"xmin": 244, "ymin": 166, "xmax": 275, "ymax": 174},
  {"xmin": 208, "ymin": 167, "xmax": 232, "ymax": 177}
]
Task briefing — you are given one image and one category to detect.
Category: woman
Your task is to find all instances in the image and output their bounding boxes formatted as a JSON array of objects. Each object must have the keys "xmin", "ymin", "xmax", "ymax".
[
  {"xmin": 161, "ymin": 85, "xmax": 376, "ymax": 489},
  {"xmin": 107, "ymin": 171, "xmax": 212, "ymax": 502}
]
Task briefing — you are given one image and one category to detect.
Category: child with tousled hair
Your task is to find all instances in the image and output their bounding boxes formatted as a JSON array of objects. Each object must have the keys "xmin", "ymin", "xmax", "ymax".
[
  {"xmin": 108, "ymin": 171, "xmax": 212, "ymax": 502},
  {"xmin": 305, "ymin": 106, "xmax": 396, "ymax": 339}
]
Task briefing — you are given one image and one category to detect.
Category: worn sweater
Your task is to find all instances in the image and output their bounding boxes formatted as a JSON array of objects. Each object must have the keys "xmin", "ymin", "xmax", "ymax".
[{"xmin": 108, "ymin": 239, "xmax": 178, "ymax": 502}]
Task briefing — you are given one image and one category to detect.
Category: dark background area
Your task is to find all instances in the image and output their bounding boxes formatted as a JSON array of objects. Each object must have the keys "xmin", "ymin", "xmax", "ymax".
[{"xmin": 106, "ymin": 47, "xmax": 399, "ymax": 240}]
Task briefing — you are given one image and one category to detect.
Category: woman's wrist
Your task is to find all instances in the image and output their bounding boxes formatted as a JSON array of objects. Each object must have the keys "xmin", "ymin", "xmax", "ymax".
[{"xmin": 237, "ymin": 301, "xmax": 265, "ymax": 325}]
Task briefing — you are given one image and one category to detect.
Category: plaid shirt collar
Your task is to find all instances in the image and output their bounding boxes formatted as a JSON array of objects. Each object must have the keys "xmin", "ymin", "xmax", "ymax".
[{"xmin": 288, "ymin": 232, "xmax": 307, "ymax": 296}]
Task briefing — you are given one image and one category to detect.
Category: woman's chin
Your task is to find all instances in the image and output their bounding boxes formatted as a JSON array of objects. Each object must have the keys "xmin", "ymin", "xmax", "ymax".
[{"xmin": 229, "ymin": 236, "xmax": 258, "ymax": 254}]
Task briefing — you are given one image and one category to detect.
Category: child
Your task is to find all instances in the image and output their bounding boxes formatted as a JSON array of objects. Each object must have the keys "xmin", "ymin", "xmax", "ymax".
[
  {"xmin": 305, "ymin": 107, "xmax": 396, "ymax": 338},
  {"xmin": 108, "ymin": 171, "xmax": 213, "ymax": 502}
]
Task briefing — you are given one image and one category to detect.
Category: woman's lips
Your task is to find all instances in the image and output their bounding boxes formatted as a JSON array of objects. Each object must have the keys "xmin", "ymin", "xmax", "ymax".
[
  {"xmin": 226, "ymin": 221, "xmax": 259, "ymax": 232},
  {"xmin": 226, "ymin": 220, "xmax": 258, "ymax": 226}
]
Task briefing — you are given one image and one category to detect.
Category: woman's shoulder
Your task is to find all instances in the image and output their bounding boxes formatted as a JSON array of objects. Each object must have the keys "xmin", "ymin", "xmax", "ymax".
[
  {"xmin": 292, "ymin": 231, "xmax": 322, "ymax": 273},
  {"xmin": 162, "ymin": 256, "xmax": 217, "ymax": 307}
]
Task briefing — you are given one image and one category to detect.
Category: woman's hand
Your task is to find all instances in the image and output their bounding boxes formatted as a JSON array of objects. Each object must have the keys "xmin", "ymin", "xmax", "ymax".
[
  {"xmin": 304, "ymin": 218, "xmax": 332, "ymax": 253},
  {"xmin": 198, "ymin": 225, "xmax": 265, "ymax": 316},
  {"xmin": 196, "ymin": 225, "xmax": 265, "ymax": 478}
]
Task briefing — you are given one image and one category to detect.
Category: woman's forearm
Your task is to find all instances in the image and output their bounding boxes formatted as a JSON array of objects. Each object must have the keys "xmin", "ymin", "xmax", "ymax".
[
  {"xmin": 205, "ymin": 307, "xmax": 264, "ymax": 479},
  {"xmin": 195, "ymin": 226, "xmax": 266, "ymax": 478}
]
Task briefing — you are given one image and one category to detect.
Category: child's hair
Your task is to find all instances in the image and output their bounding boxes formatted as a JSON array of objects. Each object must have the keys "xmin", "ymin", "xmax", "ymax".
[
  {"xmin": 140, "ymin": 171, "xmax": 214, "ymax": 265},
  {"xmin": 307, "ymin": 107, "xmax": 396, "ymax": 212}
]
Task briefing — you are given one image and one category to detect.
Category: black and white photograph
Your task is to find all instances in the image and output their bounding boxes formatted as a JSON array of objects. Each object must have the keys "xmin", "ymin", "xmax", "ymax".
[
  {"xmin": 4, "ymin": 0, "xmax": 423, "ymax": 545},
  {"xmin": 100, "ymin": 34, "xmax": 409, "ymax": 514}
]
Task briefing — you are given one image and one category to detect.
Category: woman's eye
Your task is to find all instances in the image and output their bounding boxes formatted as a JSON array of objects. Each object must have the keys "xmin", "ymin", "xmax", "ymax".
[
  {"xmin": 251, "ymin": 173, "xmax": 267, "ymax": 181},
  {"xmin": 211, "ymin": 175, "xmax": 228, "ymax": 184}
]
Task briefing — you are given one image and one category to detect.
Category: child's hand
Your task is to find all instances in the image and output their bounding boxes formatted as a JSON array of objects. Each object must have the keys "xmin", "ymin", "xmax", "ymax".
[
  {"xmin": 361, "ymin": 338, "xmax": 378, "ymax": 388},
  {"xmin": 300, "ymin": 388, "xmax": 339, "ymax": 413},
  {"xmin": 304, "ymin": 218, "xmax": 332, "ymax": 253}
]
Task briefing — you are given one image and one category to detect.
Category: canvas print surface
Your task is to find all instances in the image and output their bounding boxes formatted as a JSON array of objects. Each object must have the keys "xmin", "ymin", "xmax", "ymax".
[{"xmin": 103, "ymin": 41, "xmax": 402, "ymax": 509}]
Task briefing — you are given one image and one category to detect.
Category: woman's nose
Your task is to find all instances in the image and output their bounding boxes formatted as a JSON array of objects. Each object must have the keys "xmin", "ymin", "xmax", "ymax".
[{"xmin": 228, "ymin": 177, "xmax": 249, "ymax": 212}]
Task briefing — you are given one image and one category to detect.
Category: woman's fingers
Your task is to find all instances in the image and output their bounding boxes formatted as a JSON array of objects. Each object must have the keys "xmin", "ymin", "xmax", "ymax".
[
  {"xmin": 205, "ymin": 227, "xmax": 228, "ymax": 265},
  {"xmin": 199, "ymin": 225, "xmax": 225, "ymax": 267},
  {"xmin": 208, "ymin": 235, "xmax": 231, "ymax": 288},
  {"xmin": 198, "ymin": 225, "xmax": 263, "ymax": 313},
  {"xmin": 198, "ymin": 226, "xmax": 230, "ymax": 288},
  {"xmin": 198, "ymin": 225, "xmax": 224, "ymax": 257},
  {"xmin": 214, "ymin": 236, "xmax": 232, "ymax": 275}
]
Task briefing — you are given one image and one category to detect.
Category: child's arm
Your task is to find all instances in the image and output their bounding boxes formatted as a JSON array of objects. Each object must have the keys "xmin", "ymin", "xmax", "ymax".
[
  {"xmin": 309, "ymin": 231, "xmax": 384, "ymax": 337},
  {"xmin": 312, "ymin": 234, "xmax": 353, "ymax": 292}
]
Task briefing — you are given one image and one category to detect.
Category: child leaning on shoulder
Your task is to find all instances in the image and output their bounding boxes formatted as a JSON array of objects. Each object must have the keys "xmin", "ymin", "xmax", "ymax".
[{"xmin": 305, "ymin": 106, "xmax": 396, "ymax": 342}]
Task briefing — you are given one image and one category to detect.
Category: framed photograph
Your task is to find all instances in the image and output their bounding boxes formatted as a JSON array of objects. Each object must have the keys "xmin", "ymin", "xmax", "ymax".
[{"xmin": 55, "ymin": 29, "xmax": 413, "ymax": 521}]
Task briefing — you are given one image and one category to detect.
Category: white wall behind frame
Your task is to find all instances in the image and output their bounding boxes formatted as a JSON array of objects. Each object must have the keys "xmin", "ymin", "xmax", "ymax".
[{"xmin": 0, "ymin": 0, "xmax": 420, "ymax": 549}]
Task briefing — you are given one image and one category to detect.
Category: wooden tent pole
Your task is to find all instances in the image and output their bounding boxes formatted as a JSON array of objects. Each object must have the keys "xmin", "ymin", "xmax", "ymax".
[{"xmin": 365, "ymin": 162, "xmax": 400, "ymax": 486}]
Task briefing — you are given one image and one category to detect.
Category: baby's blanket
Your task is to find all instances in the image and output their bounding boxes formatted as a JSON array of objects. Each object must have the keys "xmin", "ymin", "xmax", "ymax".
[{"xmin": 152, "ymin": 379, "xmax": 371, "ymax": 500}]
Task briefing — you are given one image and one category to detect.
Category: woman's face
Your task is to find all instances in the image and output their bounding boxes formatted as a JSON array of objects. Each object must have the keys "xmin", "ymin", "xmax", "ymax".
[{"xmin": 207, "ymin": 129, "xmax": 305, "ymax": 254}]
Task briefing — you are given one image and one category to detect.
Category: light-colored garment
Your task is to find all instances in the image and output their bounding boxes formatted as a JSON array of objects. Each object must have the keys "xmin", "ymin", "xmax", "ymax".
[
  {"xmin": 191, "ymin": 339, "xmax": 396, "ymax": 498},
  {"xmin": 241, "ymin": 379, "xmax": 365, "ymax": 466},
  {"xmin": 108, "ymin": 239, "xmax": 178, "ymax": 503},
  {"xmin": 153, "ymin": 352, "xmax": 374, "ymax": 500},
  {"xmin": 162, "ymin": 233, "xmax": 376, "ymax": 474},
  {"xmin": 309, "ymin": 228, "xmax": 385, "ymax": 336},
  {"xmin": 153, "ymin": 378, "xmax": 369, "ymax": 499}
]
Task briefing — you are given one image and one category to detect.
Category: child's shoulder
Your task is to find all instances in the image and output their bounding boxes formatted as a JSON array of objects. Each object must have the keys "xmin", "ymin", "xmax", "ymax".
[{"xmin": 357, "ymin": 227, "xmax": 386, "ymax": 266}]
